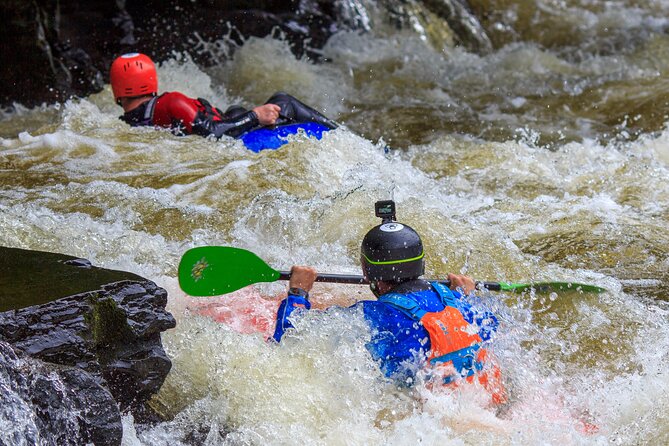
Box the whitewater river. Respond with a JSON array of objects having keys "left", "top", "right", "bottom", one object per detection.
[{"left": 1, "top": 0, "right": 668, "bottom": 444}]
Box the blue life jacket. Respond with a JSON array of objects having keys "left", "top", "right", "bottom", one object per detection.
[
  {"left": 272, "top": 282, "right": 499, "bottom": 386},
  {"left": 379, "top": 282, "right": 485, "bottom": 383}
]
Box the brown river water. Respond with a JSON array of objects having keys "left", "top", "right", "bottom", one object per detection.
[{"left": 1, "top": 0, "right": 668, "bottom": 444}]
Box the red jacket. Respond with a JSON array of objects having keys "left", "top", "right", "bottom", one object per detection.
[{"left": 120, "top": 92, "right": 259, "bottom": 138}]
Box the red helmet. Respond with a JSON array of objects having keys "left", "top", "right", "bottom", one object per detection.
[{"left": 110, "top": 53, "right": 158, "bottom": 102}]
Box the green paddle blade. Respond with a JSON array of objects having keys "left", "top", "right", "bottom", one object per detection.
[
  {"left": 178, "top": 246, "right": 280, "bottom": 296},
  {"left": 498, "top": 281, "right": 606, "bottom": 293}
]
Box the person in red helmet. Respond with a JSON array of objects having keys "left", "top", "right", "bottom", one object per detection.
[{"left": 109, "top": 53, "right": 337, "bottom": 138}]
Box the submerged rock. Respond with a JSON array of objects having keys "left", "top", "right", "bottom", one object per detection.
[{"left": 0, "top": 246, "right": 176, "bottom": 443}]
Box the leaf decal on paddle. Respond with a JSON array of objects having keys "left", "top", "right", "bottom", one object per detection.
[{"left": 191, "top": 257, "right": 209, "bottom": 282}]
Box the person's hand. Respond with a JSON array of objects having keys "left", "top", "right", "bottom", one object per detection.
[
  {"left": 252, "top": 104, "right": 281, "bottom": 126},
  {"left": 448, "top": 273, "right": 476, "bottom": 294},
  {"left": 289, "top": 266, "right": 317, "bottom": 292}
]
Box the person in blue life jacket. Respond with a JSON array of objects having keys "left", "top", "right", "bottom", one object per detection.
[{"left": 273, "top": 200, "right": 507, "bottom": 406}]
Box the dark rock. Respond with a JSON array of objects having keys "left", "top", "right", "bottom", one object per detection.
[
  {"left": 0, "top": 246, "right": 143, "bottom": 312},
  {"left": 0, "top": 341, "right": 123, "bottom": 446},
  {"left": 0, "top": 0, "right": 491, "bottom": 109},
  {"left": 0, "top": 0, "right": 341, "bottom": 108},
  {"left": 0, "top": 0, "right": 115, "bottom": 107},
  {"left": 421, "top": 0, "right": 493, "bottom": 54},
  {"left": 0, "top": 246, "right": 176, "bottom": 420}
]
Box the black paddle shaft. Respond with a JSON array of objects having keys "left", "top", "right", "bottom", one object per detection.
[
  {"left": 278, "top": 271, "right": 368, "bottom": 284},
  {"left": 277, "top": 271, "right": 503, "bottom": 291}
]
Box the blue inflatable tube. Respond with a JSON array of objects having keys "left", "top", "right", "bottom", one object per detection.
[{"left": 240, "top": 122, "right": 331, "bottom": 153}]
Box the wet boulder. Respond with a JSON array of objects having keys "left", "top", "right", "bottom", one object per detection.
[
  {"left": 0, "top": 0, "right": 493, "bottom": 108},
  {"left": 0, "top": 0, "right": 342, "bottom": 107},
  {"left": 421, "top": 0, "right": 493, "bottom": 53},
  {"left": 0, "top": 246, "right": 176, "bottom": 424},
  {"left": 0, "top": 341, "right": 122, "bottom": 446}
]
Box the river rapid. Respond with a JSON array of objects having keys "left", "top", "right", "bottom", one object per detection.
[{"left": 1, "top": 0, "right": 669, "bottom": 445}]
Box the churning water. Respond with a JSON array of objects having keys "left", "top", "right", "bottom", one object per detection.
[{"left": 1, "top": 0, "right": 668, "bottom": 444}]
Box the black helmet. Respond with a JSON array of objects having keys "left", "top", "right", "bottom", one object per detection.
[{"left": 361, "top": 201, "right": 424, "bottom": 283}]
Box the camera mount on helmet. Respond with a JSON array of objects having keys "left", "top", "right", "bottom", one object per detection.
[{"left": 375, "top": 200, "right": 396, "bottom": 224}]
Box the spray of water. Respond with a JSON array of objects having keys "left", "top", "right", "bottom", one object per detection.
[{"left": 1, "top": 3, "right": 668, "bottom": 443}]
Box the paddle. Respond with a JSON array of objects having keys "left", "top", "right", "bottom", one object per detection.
[{"left": 178, "top": 246, "right": 606, "bottom": 297}]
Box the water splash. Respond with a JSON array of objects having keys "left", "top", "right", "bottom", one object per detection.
[{"left": 0, "top": 7, "right": 667, "bottom": 443}]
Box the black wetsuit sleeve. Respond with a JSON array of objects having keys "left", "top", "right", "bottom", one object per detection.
[
  {"left": 265, "top": 92, "right": 338, "bottom": 129},
  {"left": 191, "top": 111, "right": 260, "bottom": 139}
]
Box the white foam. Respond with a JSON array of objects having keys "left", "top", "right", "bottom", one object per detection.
[{"left": 1, "top": 14, "right": 669, "bottom": 444}]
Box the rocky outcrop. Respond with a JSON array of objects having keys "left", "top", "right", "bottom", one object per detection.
[
  {"left": 0, "top": 341, "right": 122, "bottom": 446},
  {"left": 0, "top": 279, "right": 176, "bottom": 411},
  {"left": 421, "top": 0, "right": 492, "bottom": 53},
  {"left": 0, "top": 0, "right": 347, "bottom": 108},
  {"left": 0, "top": 0, "right": 112, "bottom": 108},
  {"left": 0, "top": 0, "right": 492, "bottom": 109},
  {"left": 0, "top": 246, "right": 177, "bottom": 445}
]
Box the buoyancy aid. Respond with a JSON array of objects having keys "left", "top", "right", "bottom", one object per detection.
[
  {"left": 190, "top": 97, "right": 259, "bottom": 138},
  {"left": 121, "top": 92, "right": 259, "bottom": 138},
  {"left": 119, "top": 96, "right": 158, "bottom": 127},
  {"left": 194, "top": 97, "right": 225, "bottom": 122},
  {"left": 378, "top": 282, "right": 507, "bottom": 405}
]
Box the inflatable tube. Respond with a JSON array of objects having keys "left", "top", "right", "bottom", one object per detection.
[{"left": 240, "top": 122, "right": 331, "bottom": 153}]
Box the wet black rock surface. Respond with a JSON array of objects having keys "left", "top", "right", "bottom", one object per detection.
[
  {"left": 0, "top": 0, "right": 490, "bottom": 108},
  {"left": 0, "top": 341, "right": 123, "bottom": 446},
  {"left": 0, "top": 246, "right": 177, "bottom": 445}
]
